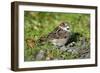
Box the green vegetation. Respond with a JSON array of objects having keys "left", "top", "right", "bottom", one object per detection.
[{"left": 24, "top": 11, "right": 90, "bottom": 61}]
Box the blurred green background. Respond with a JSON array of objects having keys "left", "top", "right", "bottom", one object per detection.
[{"left": 24, "top": 11, "right": 90, "bottom": 61}]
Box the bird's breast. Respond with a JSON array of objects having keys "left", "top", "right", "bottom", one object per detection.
[{"left": 50, "top": 38, "right": 68, "bottom": 46}]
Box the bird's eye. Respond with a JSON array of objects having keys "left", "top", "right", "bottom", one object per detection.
[{"left": 67, "top": 28, "right": 69, "bottom": 30}]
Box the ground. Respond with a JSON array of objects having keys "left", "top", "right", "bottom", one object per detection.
[{"left": 24, "top": 11, "right": 90, "bottom": 61}]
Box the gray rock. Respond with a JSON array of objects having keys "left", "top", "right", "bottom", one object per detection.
[
  {"left": 79, "top": 53, "right": 90, "bottom": 59},
  {"left": 60, "top": 46, "right": 69, "bottom": 51},
  {"left": 67, "top": 42, "right": 76, "bottom": 47},
  {"left": 67, "top": 47, "right": 79, "bottom": 54},
  {"left": 85, "top": 53, "right": 90, "bottom": 58},
  {"left": 36, "top": 50, "right": 45, "bottom": 60},
  {"left": 79, "top": 48, "right": 90, "bottom": 59}
]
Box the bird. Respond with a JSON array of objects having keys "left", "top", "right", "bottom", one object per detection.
[{"left": 47, "top": 22, "right": 71, "bottom": 47}]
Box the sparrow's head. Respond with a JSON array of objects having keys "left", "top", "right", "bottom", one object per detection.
[{"left": 59, "top": 22, "right": 70, "bottom": 32}]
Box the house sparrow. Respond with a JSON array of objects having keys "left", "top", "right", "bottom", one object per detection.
[{"left": 47, "top": 22, "right": 71, "bottom": 47}]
